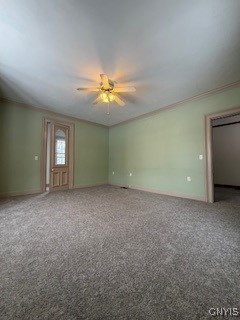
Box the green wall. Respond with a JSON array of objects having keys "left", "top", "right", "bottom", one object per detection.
[
  {"left": 1, "top": 87, "right": 240, "bottom": 199},
  {"left": 0, "top": 101, "right": 109, "bottom": 194},
  {"left": 109, "top": 87, "right": 240, "bottom": 200}
]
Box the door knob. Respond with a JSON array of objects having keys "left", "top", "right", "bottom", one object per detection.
[{"left": 51, "top": 169, "right": 54, "bottom": 172}]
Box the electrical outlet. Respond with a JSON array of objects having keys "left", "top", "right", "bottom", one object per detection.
[
  {"left": 187, "top": 176, "right": 191, "bottom": 182},
  {"left": 112, "top": 171, "right": 114, "bottom": 175},
  {"left": 34, "top": 155, "right": 38, "bottom": 161},
  {"left": 129, "top": 173, "right": 132, "bottom": 177},
  {"left": 199, "top": 155, "right": 203, "bottom": 160}
]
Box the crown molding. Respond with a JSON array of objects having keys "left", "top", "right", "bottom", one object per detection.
[
  {"left": 1, "top": 80, "right": 240, "bottom": 128},
  {"left": 0, "top": 97, "right": 108, "bottom": 128},
  {"left": 110, "top": 80, "right": 240, "bottom": 128}
]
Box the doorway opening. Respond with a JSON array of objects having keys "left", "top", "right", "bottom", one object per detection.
[
  {"left": 205, "top": 107, "right": 240, "bottom": 202},
  {"left": 41, "top": 118, "right": 74, "bottom": 193}
]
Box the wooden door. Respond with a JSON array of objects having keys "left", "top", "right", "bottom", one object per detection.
[{"left": 50, "top": 122, "right": 70, "bottom": 191}]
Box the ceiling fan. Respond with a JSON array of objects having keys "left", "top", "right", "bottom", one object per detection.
[{"left": 77, "top": 74, "right": 136, "bottom": 108}]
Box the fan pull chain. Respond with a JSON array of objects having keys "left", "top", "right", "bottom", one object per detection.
[{"left": 106, "top": 102, "right": 110, "bottom": 115}]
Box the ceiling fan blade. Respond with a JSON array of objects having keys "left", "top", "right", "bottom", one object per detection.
[
  {"left": 77, "top": 87, "right": 100, "bottom": 92},
  {"left": 114, "top": 87, "right": 136, "bottom": 93},
  {"left": 100, "top": 74, "right": 110, "bottom": 89},
  {"left": 114, "top": 94, "right": 125, "bottom": 106},
  {"left": 92, "top": 95, "right": 102, "bottom": 105}
]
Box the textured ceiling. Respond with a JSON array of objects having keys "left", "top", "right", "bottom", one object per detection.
[{"left": 1, "top": 0, "right": 240, "bottom": 126}]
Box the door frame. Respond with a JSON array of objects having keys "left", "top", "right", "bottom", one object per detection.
[
  {"left": 41, "top": 117, "right": 74, "bottom": 193},
  {"left": 205, "top": 106, "right": 240, "bottom": 203}
]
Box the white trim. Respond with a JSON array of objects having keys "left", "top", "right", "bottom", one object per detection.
[
  {"left": 0, "top": 183, "right": 205, "bottom": 201},
  {"left": 0, "top": 97, "right": 107, "bottom": 128},
  {"left": 110, "top": 80, "right": 240, "bottom": 127},
  {"left": 1, "top": 80, "right": 240, "bottom": 128},
  {"left": 73, "top": 182, "right": 108, "bottom": 189},
  {"left": 0, "top": 189, "right": 42, "bottom": 198},
  {"left": 204, "top": 106, "right": 240, "bottom": 203},
  {"left": 0, "top": 183, "right": 108, "bottom": 198},
  {"left": 109, "top": 183, "right": 206, "bottom": 202},
  {"left": 108, "top": 182, "right": 127, "bottom": 188}
]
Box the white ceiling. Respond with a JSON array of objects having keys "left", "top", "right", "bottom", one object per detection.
[{"left": 1, "top": 0, "right": 240, "bottom": 126}]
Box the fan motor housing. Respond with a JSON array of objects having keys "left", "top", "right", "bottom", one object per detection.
[{"left": 100, "top": 79, "right": 114, "bottom": 91}]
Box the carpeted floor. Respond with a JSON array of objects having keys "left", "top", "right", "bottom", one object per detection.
[{"left": 0, "top": 186, "right": 240, "bottom": 320}]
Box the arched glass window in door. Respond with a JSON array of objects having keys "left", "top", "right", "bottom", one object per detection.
[{"left": 55, "top": 129, "right": 66, "bottom": 165}]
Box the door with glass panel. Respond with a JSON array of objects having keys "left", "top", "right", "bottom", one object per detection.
[{"left": 50, "top": 123, "right": 70, "bottom": 191}]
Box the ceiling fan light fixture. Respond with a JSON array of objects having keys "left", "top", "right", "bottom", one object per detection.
[
  {"left": 77, "top": 74, "right": 135, "bottom": 109},
  {"left": 108, "top": 93, "right": 114, "bottom": 101},
  {"left": 101, "top": 92, "right": 108, "bottom": 100},
  {"left": 101, "top": 92, "right": 109, "bottom": 103},
  {"left": 101, "top": 91, "right": 115, "bottom": 103}
]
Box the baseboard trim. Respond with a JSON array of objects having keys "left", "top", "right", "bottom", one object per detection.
[
  {"left": 0, "top": 183, "right": 206, "bottom": 201},
  {"left": 109, "top": 183, "right": 206, "bottom": 202},
  {"left": 0, "top": 189, "right": 42, "bottom": 198},
  {"left": 73, "top": 182, "right": 108, "bottom": 189},
  {"left": 0, "top": 184, "right": 108, "bottom": 198},
  {"left": 108, "top": 182, "right": 127, "bottom": 188}
]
